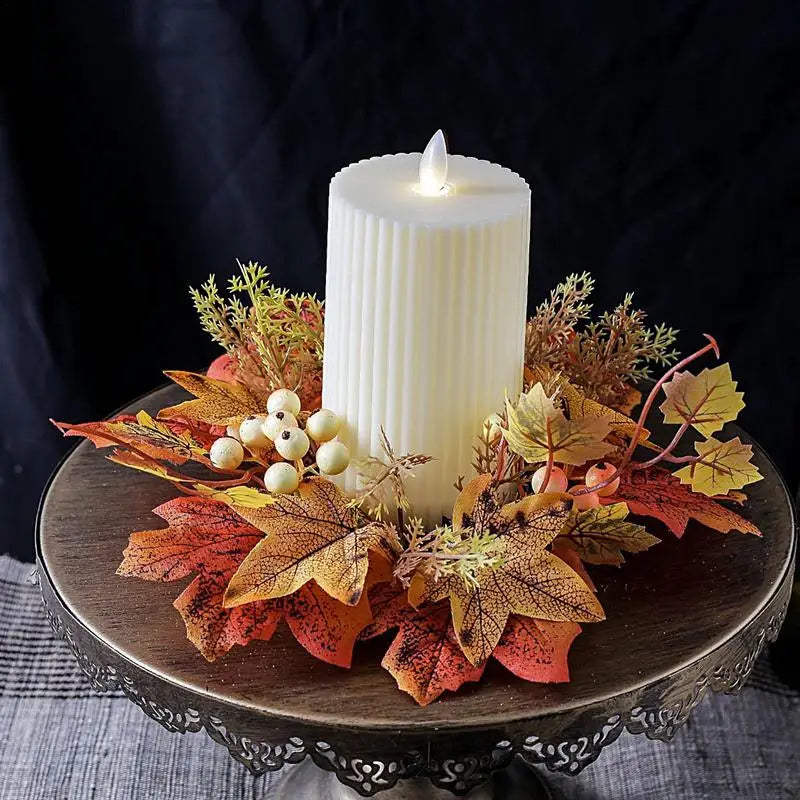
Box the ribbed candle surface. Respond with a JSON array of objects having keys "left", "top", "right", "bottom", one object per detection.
[{"left": 322, "top": 152, "right": 530, "bottom": 525}]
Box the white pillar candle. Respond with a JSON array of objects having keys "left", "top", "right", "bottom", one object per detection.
[{"left": 322, "top": 132, "right": 531, "bottom": 526}]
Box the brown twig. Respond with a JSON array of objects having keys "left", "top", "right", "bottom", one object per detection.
[{"left": 493, "top": 439, "right": 507, "bottom": 483}]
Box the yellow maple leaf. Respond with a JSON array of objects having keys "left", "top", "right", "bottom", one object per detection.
[
  {"left": 674, "top": 436, "right": 763, "bottom": 496},
  {"left": 559, "top": 502, "right": 660, "bottom": 566},
  {"left": 223, "top": 478, "right": 392, "bottom": 607},
  {"left": 528, "top": 364, "right": 650, "bottom": 445},
  {"left": 408, "top": 476, "right": 605, "bottom": 667},
  {"left": 503, "top": 382, "right": 614, "bottom": 466},
  {"left": 121, "top": 410, "right": 208, "bottom": 458},
  {"left": 159, "top": 371, "right": 264, "bottom": 426},
  {"left": 659, "top": 363, "right": 745, "bottom": 437},
  {"left": 193, "top": 484, "right": 274, "bottom": 508}
]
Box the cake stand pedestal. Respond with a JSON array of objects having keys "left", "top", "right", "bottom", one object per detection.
[{"left": 36, "top": 386, "right": 796, "bottom": 797}]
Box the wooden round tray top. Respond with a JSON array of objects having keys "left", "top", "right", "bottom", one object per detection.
[{"left": 36, "top": 385, "right": 796, "bottom": 797}]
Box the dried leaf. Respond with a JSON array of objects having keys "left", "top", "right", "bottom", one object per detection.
[
  {"left": 674, "top": 436, "right": 763, "bottom": 496},
  {"left": 358, "top": 581, "right": 410, "bottom": 640},
  {"left": 454, "top": 475, "right": 577, "bottom": 547},
  {"left": 452, "top": 473, "right": 496, "bottom": 529},
  {"left": 504, "top": 383, "right": 614, "bottom": 466},
  {"left": 174, "top": 569, "right": 281, "bottom": 661},
  {"left": 492, "top": 616, "right": 581, "bottom": 684},
  {"left": 604, "top": 467, "right": 761, "bottom": 537},
  {"left": 175, "top": 568, "right": 383, "bottom": 666},
  {"left": 380, "top": 602, "right": 485, "bottom": 706},
  {"left": 160, "top": 371, "right": 264, "bottom": 426},
  {"left": 370, "top": 584, "right": 583, "bottom": 703},
  {"left": 53, "top": 411, "right": 210, "bottom": 464},
  {"left": 660, "top": 363, "right": 745, "bottom": 437},
  {"left": 409, "top": 483, "right": 604, "bottom": 667},
  {"left": 119, "top": 496, "right": 278, "bottom": 662},
  {"left": 224, "top": 478, "right": 393, "bottom": 607},
  {"left": 559, "top": 503, "right": 661, "bottom": 566},
  {"left": 616, "top": 385, "right": 643, "bottom": 416}
]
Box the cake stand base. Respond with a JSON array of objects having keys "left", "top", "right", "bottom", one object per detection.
[
  {"left": 278, "top": 757, "right": 558, "bottom": 799},
  {"left": 37, "top": 385, "right": 795, "bottom": 800}
]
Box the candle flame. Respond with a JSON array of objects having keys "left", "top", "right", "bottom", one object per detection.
[{"left": 418, "top": 129, "right": 448, "bottom": 196}]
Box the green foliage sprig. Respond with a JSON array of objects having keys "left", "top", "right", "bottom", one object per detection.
[
  {"left": 191, "top": 260, "right": 324, "bottom": 398},
  {"left": 393, "top": 517, "right": 505, "bottom": 589}
]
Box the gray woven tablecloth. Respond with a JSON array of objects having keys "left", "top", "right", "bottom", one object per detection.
[{"left": 1, "top": 555, "right": 798, "bottom": 800}]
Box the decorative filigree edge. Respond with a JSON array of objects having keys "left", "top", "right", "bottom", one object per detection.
[
  {"left": 517, "top": 593, "right": 790, "bottom": 780},
  {"left": 38, "top": 583, "right": 415, "bottom": 795},
  {"left": 38, "top": 572, "right": 792, "bottom": 797}
]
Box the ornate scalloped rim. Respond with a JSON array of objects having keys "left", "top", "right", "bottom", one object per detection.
[{"left": 37, "top": 569, "right": 790, "bottom": 797}]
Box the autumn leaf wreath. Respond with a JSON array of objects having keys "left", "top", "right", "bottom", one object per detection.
[{"left": 54, "top": 265, "right": 762, "bottom": 706}]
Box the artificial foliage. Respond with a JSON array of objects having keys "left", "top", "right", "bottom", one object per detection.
[
  {"left": 53, "top": 263, "right": 763, "bottom": 706},
  {"left": 525, "top": 272, "right": 679, "bottom": 408}
]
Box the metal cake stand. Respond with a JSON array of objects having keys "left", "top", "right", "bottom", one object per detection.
[{"left": 36, "top": 385, "right": 796, "bottom": 797}]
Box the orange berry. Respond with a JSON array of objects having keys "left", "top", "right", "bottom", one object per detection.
[
  {"left": 585, "top": 462, "right": 620, "bottom": 497},
  {"left": 530, "top": 465, "right": 568, "bottom": 494},
  {"left": 569, "top": 484, "right": 601, "bottom": 511}
]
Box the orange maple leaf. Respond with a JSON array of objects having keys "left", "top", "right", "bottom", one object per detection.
[
  {"left": 363, "top": 581, "right": 583, "bottom": 705},
  {"left": 118, "top": 496, "right": 385, "bottom": 665},
  {"left": 53, "top": 411, "right": 214, "bottom": 465},
  {"left": 603, "top": 467, "right": 761, "bottom": 537},
  {"left": 493, "top": 615, "right": 581, "bottom": 684},
  {"left": 375, "top": 599, "right": 485, "bottom": 706},
  {"left": 174, "top": 569, "right": 282, "bottom": 661},
  {"left": 284, "top": 578, "right": 378, "bottom": 667},
  {"left": 409, "top": 476, "right": 604, "bottom": 668},
  {"left": 117, "top": 496, "right": 263, "bottom": 579},
  {"left": 223, "top": 478, "right": 393, "bottom": 607},
  {"left": 159, "top": 371, "right": 265, "bottom": 426}
]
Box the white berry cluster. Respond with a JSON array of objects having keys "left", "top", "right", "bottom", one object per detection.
[{"left": 208, "top": 388, "right": 350, "bottom": 494}]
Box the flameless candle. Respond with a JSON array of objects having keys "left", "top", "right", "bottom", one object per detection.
[{"left": 322, "top": 132, "right": 531, "bottom": 525}]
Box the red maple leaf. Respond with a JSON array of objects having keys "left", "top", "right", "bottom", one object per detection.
[
  {"left": 604, "top": 467, "right": 761, "bottom": 537},
  {"left": 118, "top": 496, "right": 384, "bottom": 665},
  {"left": 207, "top": 354, "right": 239, "bottom": 383},
  {"left": 174, "top": 569, "right": 281, "bottom": 661},
  {"left": 52, "top": 413, "right": 216, "bottom": 464},
  {"left": 493, "top": 616, "right": 581, "bottom": 683},
  {"left": 365, "top": 582, "right": 584, "bottom": 705},
  {"left": 381, "top": 601, "right": 485, "bottom": 706}
]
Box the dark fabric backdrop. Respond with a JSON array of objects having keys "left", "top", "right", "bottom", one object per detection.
[{"left": 1, "top": 1, "right": 798, "bottom": 560}]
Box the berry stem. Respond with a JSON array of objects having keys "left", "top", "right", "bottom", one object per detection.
[
  {"left": 537, "top": 419, "right": 555, "bottom": 494},
  {"left": 572, "top": 334, "right": 719, "bottom": 496},
  {"left": 633, "top": 421, "right": 691, "bottom": 469}
]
